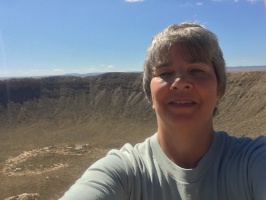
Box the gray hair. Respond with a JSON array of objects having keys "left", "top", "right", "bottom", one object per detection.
[{"left": 143, "top": 22, "right": 226, "bottom": 105}]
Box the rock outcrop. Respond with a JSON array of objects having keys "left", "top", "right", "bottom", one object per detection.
[{"left": 4, "top": 193, "right": 40, "bottom": 200}]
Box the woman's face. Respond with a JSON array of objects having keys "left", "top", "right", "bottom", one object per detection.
[{"left": 150, "top": 44, "right": 219, "bottom": 130}]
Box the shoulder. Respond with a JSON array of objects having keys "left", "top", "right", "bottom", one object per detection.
[
  {"left": 216, "top": 132, "right": 266, "bottom": 199},
  {"left": 215, "top": 132, "right": 266, "bottom": 171},
  {"left": 216, "top": 131, "right": 266, "bottom": 152},
  {"left": 60, "top": 135, "right": 155, "bottom": 199},
  {"left": 107, "top": 134, "right": 155, "bottom": 170},
  {"left": 242, "top": 135, "right": 266, "bottom": 168}
]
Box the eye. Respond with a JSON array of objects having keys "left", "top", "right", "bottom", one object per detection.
[
  {"left": 190, "top": 68, "right": 207, "bottom": 76},
  {"left": 158, "top": 71, "right": 174, "bottom": 78},
  {"left": 191, "top": 68, "right": 205, "bottom": 74},
  {"left": 153, "top": 67, "right": 174, "bottom": 78}
]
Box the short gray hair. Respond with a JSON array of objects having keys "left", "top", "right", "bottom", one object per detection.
[{"left": 143, "top": 22, "right": 226, "bottom": 104}]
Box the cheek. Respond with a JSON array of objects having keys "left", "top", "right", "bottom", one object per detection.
[
  {"left": 194, "top": 77, "right": 219, "bottom": 107},
  {"left": 150, "top": 79, "right": 158, "bottom": 109},
  {"left": 207, "top": 84, "right": 219, "bottom": 106},
  {"left": 212, "top": 81, "right": 219, "bottom": 105},
  {"left": 150, "top": 78, "right": 168, "bottom": 108}
]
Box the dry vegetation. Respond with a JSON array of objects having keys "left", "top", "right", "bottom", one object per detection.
[{"left": 0, "top": 71, "right": 265, "bottom": 199}]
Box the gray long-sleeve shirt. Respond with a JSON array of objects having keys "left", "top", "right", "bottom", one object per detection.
[{"left": 60, "top": 131, "right": 266, "bottom": 200}]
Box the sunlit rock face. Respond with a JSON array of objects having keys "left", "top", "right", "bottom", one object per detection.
[{"left": 4, "top": 193, "right": 40, "bottom": 200}]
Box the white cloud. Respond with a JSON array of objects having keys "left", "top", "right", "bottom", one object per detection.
[
  {"left": 124, "top": 0, "right": 144, "bottom": 2},
  {"left": 210, "top": 0, "right": 263, "bottom": 3},
  {"left": 179, "top": 2, "right": 193, "bottom": 7},
  {"left": 53, "top": 68, "right": 64, "bottom": 72},
  {"left": 180, "top": 2, "right": 203, "bottom": 7},
  {"left": 86, "top": 67, "right": 96, "bottom": 71},
  {"left": 196, "top": 2, "right": 204, "bottom": 5},
  {"left": 92, "top": 64, "right": 116, "bottom": 72},
  {"left": 246, "top": 0, "right": 257, "bottom": 3}
]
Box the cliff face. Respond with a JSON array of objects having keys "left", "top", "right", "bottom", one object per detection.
[
  {"left": 0, "top": 73, "right": 154, "bottom": 129},
  {"left": 214, "top": 71, "right": 266, "bottom": 136},
  {"left": 0, "top": 71, "right": 265, "bottom": 137},
  {"left": 0, "top": 73, "right": 156, "bottom": 153}
]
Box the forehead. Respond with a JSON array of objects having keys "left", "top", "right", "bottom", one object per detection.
[{"left": 154, "top": 43, "right": 211, "bottom": 68}]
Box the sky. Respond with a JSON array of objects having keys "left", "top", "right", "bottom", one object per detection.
[{"left": 0, "top": 0, "right": 266, "bottom": 77}]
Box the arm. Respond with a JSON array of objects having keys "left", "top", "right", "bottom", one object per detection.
[{"left": 60, "top": 153, "right": 132, "bottom": 200}]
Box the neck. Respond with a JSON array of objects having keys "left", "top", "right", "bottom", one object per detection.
[{"left": 157, "top": 123, "right": 214, "bottom": 168}]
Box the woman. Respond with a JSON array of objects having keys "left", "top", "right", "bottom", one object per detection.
[{"left": 60, "top": 22, "right": 266, "bottom": 200}]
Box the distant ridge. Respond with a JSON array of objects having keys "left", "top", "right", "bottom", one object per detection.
[
  {"left": 63, "top": 72, "right": 103, "bottom": 77},
  {"left": 63, "top": 71, "right": 141, "bottom": 77},
  {"left": 0, "top": 72, "right": 104, "bottom": 80},
  {"left": 227, "top": 65, "right": 266, "bottom": 71},
  {"left": 0, "top": 71, "right": 142, "bottom": 80},
  {"left": 1, "top": 67, "right": 265, "bottom": 80}
]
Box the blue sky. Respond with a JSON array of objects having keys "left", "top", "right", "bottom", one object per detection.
[{"left": 0, "top": 0, "right": 266, "bottom": 77}]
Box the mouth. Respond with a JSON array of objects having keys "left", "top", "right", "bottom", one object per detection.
[
  {"left": 171, "top": 101, "right": 195, "bottom": 105},
  {"left": 168, "top": 100, "right": 198, "bottom": 107}
]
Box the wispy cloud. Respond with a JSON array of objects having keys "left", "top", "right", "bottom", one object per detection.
[
  {"left": 98, "top": 64, "right": 116, "bottom": 72},
  {"left": 124, "top": 0, "right": 144, "bottom": 3},
  {"left": 105, "top": 65, "right": 115, "bottom": 72},
  {"left": 179, "top": 2, "right": 193, "bottom": 7},
  {"left": 211, "top": 0, "right": 263, "bottom": 2},
  {"left": 246, "top": 0, "right": 266, "bottom": 3},
  {"left": 179, "top": 2, "right": 203, "bottom": 7},
  {"left": 246, "top": 0, "right": 257, "bottom": 3},
  {"left": 53, "top": 68, "right": 64, "bottom": 72}
]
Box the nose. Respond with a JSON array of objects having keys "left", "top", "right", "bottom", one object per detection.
[{"left": 170, "top": 75, "right": 193, "bottom": 90}]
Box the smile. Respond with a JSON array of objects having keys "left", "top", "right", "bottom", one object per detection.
[{"left": 171, "top": 101, "right": 194, "bottom": 104}]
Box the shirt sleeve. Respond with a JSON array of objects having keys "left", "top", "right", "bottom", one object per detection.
[
  {"left": 249, "top": 136, "right": 266, "bottom": 200},
  {"left": 59, "top": 151, "right": 132, "bottom": 200}
]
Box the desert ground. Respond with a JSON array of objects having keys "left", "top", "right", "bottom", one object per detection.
[{"left": 0, "top": 70, "right": 265, "bottom": 199}]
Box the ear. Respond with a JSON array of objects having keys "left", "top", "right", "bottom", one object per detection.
[
  {"left": 215, "top": 96, "right": 220, "bottom": 108},
  {"left": 152, "top": 102, "right": 155, "bottom": 109},
  {"left": 151, "top": 95, "right": 156, "bottom": 109},
  {"left": 215, "top": 97, "right": 220, "bottom": 107},
  {"left": 216, "top": 91, "right": 223, "bottom": 107}
]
